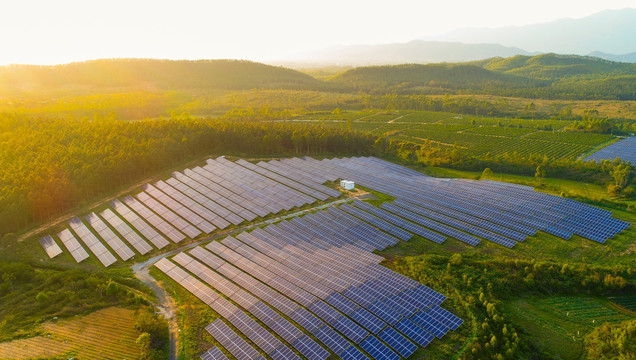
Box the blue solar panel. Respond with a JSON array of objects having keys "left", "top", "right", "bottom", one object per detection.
[
  {"left": 359, "top": 336, "right": 400, "bottom": 360},
  {"left": 410, "top": 310, "right": 449, "bottom": 338},
  {"left": 394, "top": 318, "right": 434, "bottom": 347},
  {"left": 333, "top": 315, "right": 369, "bottom": 344},
  {"left": 383, "top": 294, "right": 417, "bottom": 318},
  {"left": 325, "top": 291, "right": 360, "bottom": 315},
  {"left": 308, "top": 300, "right": 341, "bottom": 325},
  {"left": 367, "top": 300, "right": 403, "bottom": 325},
  {"left": 427, "top": 305, "right": 464, "bottom": 330},
  {"left": 270, "top": 344, "right": 301, "bottom": 360},
  {"left": 350, "top": 307, "right": 386, "bottom": 334},
  {"left": 292, "top": 335, "right": 330, "bottom": 360},
  {"left": 270, "top": 316, "right": 303, "bottom": 343},
  {"left": 378, "top": 327, "right": 417, "bottom": 358},
  {"left": 290, "top": 307, "right": 323, "bottom": 333},
  {"left": 340, "top": 345, "right": 371, "bottom": 360},
  {"left": 313, "top": 324, "right": 351, "bottom": 355}
]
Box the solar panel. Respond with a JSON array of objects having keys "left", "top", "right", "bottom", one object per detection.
[
  {"left": 200, "top": 346, "right": 228, "bottom": 360},
  {"left": 394, "top": 318, "right": 434, "bottom": 347},
  {"left": 68, "top": 217, "right": 117, "bottom": 267},
  {"left": 205, "top": 320, "right": 262, "bottom": 360},
  {"left": 359, "top": 336, "right": 400, "bottom": 360},
  {"left": 39, "top": 235, "right": 63, "bottom": 258},
  {"left": 111, "top": 198, "right": 170, "bottom": 248},
  {"left": 57, "top": 228, "right": 90, "bottom": 263},
  {"left": 291, "top": 335, "right": 330, "bottom": 360},
  {"left": 377, "top": 326, "right": 417, "bottom": 358},
  {"left": 144, "top": 183, "right": 216, "bottom": 233},
  {"left": 313, "top": 324, "right": 351, "bottom": 355},
  {"left": 269, "top": 344, "right": 302, "bottom": 360},
  {"left": 136, "top": 191, "right": 201, "bottom": 239},
  {"left": 100, "top": 208, "right": 153, "bottom": 254},
  {"left": 84, "top": 212, "right": 135, "bottom": 260},
  {"left": 340, "top": 345, "right": 371, "bottom": 360},
  {"left": 350, "top": 307, "right": 386, "bottom": 335},
  {"left": 410, "top": 310, "right": 449, "bottom": 338}
]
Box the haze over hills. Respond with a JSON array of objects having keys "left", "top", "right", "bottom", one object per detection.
[
  {"left": 273, "top": 8, "right": 636, "bottom": 67},
  {"left": 0, "top": 59, "right": 325, "bottom": 96},
  {"left": 279, "top": 40, "right": 535, "bottom": 67},
  {"left": 433, "top": 8, "right": 636, "bottom": 57}
]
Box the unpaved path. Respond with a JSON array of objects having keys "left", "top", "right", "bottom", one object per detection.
[{"left": 134, "top": 267, "right": 179, "bottom": 360}]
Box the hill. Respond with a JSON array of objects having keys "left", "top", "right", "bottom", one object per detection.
[
  {"left": 474, "top": 53, "right": 636, "bottom": 80},
  {"left": 329, "top": 55, "right": 636, "bottom": 100},
  {"left": 280, "top": 40, "right": 533, "bottom": 66},
  {"left": 434, "top": 8, "right": 636, "bottom": 55},
  {"left": 0, "top": 59, "right": 327, "bottom": 97},
  {"left": 329, "top": 63, "right": 547, "bottom": 93}
]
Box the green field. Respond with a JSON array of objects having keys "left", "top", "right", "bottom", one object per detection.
[
  {"left": 299, "top": 110, "right": 616, "bottom": 160},
  {"left": 503, "top": 296, "right": 633, "bottom": 360}
]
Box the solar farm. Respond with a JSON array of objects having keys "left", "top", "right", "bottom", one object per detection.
[
  {"left": 33, "top": 155, "right": 630, "bottom": 359},
  {"left": 39, "top": 156, "right": 629, "bottom": 269},
  {"left": 585, "top": 136, "right": 636, "bottom": 164}
]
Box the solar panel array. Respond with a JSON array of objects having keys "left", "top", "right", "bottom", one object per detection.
[
  {"left": 156, "top": 207, "right": 464, "bottom": 360},
  {"left": 585, "top": 136, "right": 636, "bottom": 165},
  {"left": 39, "top": 156, "right": 342, "bottom": 266},
  {"left": 281, "top": 156, "right": 629, "bottom": 245},
  {"left": 40, "top": 155, "right": 627, "bottom": 268}
]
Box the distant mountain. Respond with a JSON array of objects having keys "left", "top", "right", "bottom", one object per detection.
[
  {"left": 0, "top": 59, "right": 326, "bottom": 96},
  {"left": 588, "top": 51, "right": 636, "bottom": 63},
  {"left": 279, "top": 40, "right": 533, "bottom": 67},
  {"left": 433, "top": 8, "right": 636, "bottom": 56}
]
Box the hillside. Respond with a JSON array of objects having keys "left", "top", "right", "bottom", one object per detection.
[
  {"left": 329, "top": 55, "right": 636, "bottom": 100},
  {"left": 0, "top": 59, "right": 327, "bottom": 97},
  {"left": 475, "top": 53, "right": 636, "bottom": 80},
  {"left": 329, "top": 63, "right": 547, "bottom": 93}
]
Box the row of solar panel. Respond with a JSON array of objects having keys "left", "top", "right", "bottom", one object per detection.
[
  {"left": 39, "top": 156, "right": 348, "bottom": 265},
  {"left": 287, "top": 156, "right": 628, "bottom": 244},
  {"left": 585, "top": 137, "right": 636, "bottom": 165},
  {"left": 155, "top": 225, "right": 462, "bottom": 360}
]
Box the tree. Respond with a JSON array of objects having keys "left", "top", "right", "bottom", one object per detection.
[
  {"left": 535, "top": 165, "right": 546, "bottom": 184},
  {"left": 136, "top": 332, "right": 152, "bottom": 359},
  {"left": 482, "top": 168, "right": 494, "bottom": 179}
]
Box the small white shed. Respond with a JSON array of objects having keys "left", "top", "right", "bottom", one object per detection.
[{"left": 340, "top": 180, "right": 355, "bottom": 190}]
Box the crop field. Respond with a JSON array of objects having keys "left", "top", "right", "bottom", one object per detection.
[
  {"left": 0, "top": 307, "right": 140, "bottom": 360},
  {"left": 503, "top": 296, "right": 634, "bottom": 360},
  {"left": 300, "top": 110, "right": 615, "bottom": 159},
  {"left": 610, "top": 295, "right": 636, "bottom": 312},
  {"left": 536, "top": 297, "right": 632, "bottom": 325}
]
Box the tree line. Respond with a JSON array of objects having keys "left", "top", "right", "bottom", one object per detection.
[{"left": 0, "top": 113, "right": 373, "bottom": 236}]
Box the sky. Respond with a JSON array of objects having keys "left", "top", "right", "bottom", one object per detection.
[{"left": 0, "top": 0, "right": 634, "bottom": 65}]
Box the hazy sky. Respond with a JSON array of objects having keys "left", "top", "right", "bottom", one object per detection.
[{"left": 1, "top": 0, "right": 634, "bottom": 65}]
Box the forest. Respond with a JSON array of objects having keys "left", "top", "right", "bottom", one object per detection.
[{"left": 0, "top": 114, "right": 373, "bottom": 235}]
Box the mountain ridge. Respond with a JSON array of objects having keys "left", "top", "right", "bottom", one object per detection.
[{"left": 433, "top": 8, "right": 636, "bottom": 55}]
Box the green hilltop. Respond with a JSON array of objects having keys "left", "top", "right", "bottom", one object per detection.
[{"left": 0, "top": 59, "right": 327, "bottom": 96}]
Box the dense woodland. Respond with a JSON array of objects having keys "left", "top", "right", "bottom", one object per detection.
[{"left": 0, "top": 114, "right": 373, "bottom": 235}]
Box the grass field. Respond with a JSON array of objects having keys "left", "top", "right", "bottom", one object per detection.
[
  {"left": 502, "top": 296, "right": 634, "bottom": 360},
  {"left": 298, "top": 110, "right": 617, "bottom": 160},
  {"left": 0, "top": 307, "right": 140, "bottom": 360}
]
